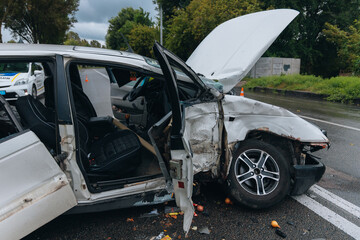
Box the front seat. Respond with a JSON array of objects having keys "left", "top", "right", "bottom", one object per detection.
[
  {"left": 16, "top": 95, "right": 59, "bottom": 152},
  {"left": 16, "top": 95, "right": 142, "bottom": 178}
]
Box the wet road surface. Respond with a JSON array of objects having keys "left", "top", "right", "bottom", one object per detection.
[{"left": 24, "top": 184, "right": 352, "bottom": 240}]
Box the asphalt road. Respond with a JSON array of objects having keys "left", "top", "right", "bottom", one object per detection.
[
  {"left": 23, "top": 71, "right": 360, "bottom": 240},
  {"left": 24, "top": 184, "right": 352, "bottom": 240}
]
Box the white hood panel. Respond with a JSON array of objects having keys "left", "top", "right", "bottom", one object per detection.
[{"left": 186, "top": 9, "right": 299, "bottom": 93}]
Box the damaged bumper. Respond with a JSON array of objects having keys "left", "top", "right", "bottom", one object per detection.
[{"left": 290, "top": 154, "right": 325, "bottom": 195}]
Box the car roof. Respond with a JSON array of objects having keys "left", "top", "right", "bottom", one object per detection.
[
  {"left": 0, "top": 43, "right": 146, "bottom": 60},
  {"left": 0, "top": 43, "right": 156, "bottom": 71}
]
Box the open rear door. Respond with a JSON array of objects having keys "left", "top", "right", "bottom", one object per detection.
[
  {"left": 0, "top": 96, "right": 77, "bottom": 239},
  {"left": 153, "top": 43, "right": 195, "bottom": 233}
]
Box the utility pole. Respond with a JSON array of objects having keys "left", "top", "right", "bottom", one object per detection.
[{"left": 159, "top": 3, "right": 163, "bottom": 45}]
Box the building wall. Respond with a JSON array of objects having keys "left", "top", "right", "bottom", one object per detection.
[{"left": 249, "top": 57, "right": 300, "bottom": 78}]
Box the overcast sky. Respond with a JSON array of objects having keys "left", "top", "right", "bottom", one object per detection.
[{"left": 2, "top": 0, "right": 158, "bottom": 45}]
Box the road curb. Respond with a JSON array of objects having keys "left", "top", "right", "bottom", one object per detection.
[{"left": 235, "top": 86, "right": 360, "bottom": 105}]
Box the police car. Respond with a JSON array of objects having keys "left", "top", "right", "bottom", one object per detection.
[{"left": 0, "top": 62, "right": 45, "bottom": 100}]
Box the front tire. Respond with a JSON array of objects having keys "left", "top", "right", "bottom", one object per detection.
[
  {"left": 31, "top": 85, "right": 37, "bottom": 99},
  {"left": 227, "top": 139, "right": 291, "bottom": 209}
]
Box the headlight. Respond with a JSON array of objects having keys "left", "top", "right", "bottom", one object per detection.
[{"left": 14, "top": 78, "right": 28, "bottom": 86}]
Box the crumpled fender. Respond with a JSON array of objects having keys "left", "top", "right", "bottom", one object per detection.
[{"left": 222, "top": 95, "right": 329, "bottom": 144}]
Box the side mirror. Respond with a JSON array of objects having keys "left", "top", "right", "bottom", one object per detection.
[{"left": 34, "top": 70, "right": 42, "bottom": 75}]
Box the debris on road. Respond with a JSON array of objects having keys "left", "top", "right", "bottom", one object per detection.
[
  {"left": 198, "top": 226, "right": 210, "bottom": 235},
  {"left": 164, "top": 206, "right": 183, "bottom": 219},
  {"left": 153, "top": 231, "right": 172, "bottom": 240},
  {"left": 168, "top": 212, "right": 182, "bottom": 216},
  {"left": 302, "top": 229, "right": 310, "bottom": 236},
  {"left": 140, "top": 209, "right": 159, "bottom": 218},
  {"left": 275, "top": 229, "right": 287, "bottom": 238},
  {"left": 286, "top": 221, "right": 294, "bottom": 226},
  {"left": 191, "top": 226, "right": 198, "bottom": 231},
  {"left": 164, "top": 206, "right": 181, "bottom": 214},
  {"left": 271, "top": 220, "right": 280, "bottom": 228},
  {"left": 196, "top": 205, "right": 204, "bottom": 212},
  {"left": 161, "top": 235, "right": 172, "bottom": 240},
  {"left": 225, "top": 198, "right": 231, "bottom": 204},
  {"left": 126, "top": 218, "right": 134, "bottom": 222}
]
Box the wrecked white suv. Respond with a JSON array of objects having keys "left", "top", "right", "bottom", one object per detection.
[{"left": 0, "top": 9, "right": 328, "bottom": 239}]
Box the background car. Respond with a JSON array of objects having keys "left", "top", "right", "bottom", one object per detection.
[{"left": 0, "top": 62, "right": 45, "bottom": 100}]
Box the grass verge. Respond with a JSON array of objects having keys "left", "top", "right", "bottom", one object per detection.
[{"left": 244, "top": 74, "right": 360, "bottom": 103}]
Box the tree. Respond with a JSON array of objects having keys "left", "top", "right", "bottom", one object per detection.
[
  {"left": 4, "top": 0, "right": 79, "bottom": 44},
  {"left": 0, "top": 0, "right": 18, "bottom": 43},
  {"left": 153, "top": 0, "right": 191, "bottom": 23},
  {"left": 165, "top": 0, "right": 263, "bottom": 60},
  {"left": 63, "top": 31, "right": 104, "bottom": 48},
  {"left": 64, "top": 31, "right": 84, "bottom": 46},
  {"left": 63, "top": 31, "right": 103, "bottom": 48},
  {"left": 128, "top": 24, "right": 159, "bottom": 57},
  {"left": 323, "top": 21, "right": 360, "bottom": 74},
  {"left": 261, "top": 0, "right": 360, "bottom": 77},
  {"left": 90, "top": 40, "right": 101, "bottom": 48},
  {"left": 106, "top": 7, "right": 153, "bottom": 50}
]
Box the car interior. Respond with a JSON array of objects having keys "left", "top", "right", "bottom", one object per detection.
[{"left": 0, "top": 58, "right": 203, "bottom": 193}]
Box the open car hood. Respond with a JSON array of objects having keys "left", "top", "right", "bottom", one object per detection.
[{"left": 186, "top": 9, "right": 299, "bottom": 93}]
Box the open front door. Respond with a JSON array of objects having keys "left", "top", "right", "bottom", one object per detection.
[
  {"left": 0, "top": 96, "right": 77, "bottom": 239},
  {"left": 153, "top": 43, "right": 195, "bottom": 233}
]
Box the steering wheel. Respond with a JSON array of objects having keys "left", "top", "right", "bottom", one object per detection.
[{"left": 123, "top": 76, "right": 151, "bottom": 102}]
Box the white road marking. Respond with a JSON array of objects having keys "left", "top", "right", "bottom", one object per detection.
[
  {"left": 293, "top": 194, "right": 360, "bottom": 240},
  {"left": 93, "top": 69, "right": 108, "bottom": 79},
  {"left": 299, "top": 115, "right": 360, "bottom": 132},
  {"left": 309, "top": 185, "right": 360, "bottom": 219}
]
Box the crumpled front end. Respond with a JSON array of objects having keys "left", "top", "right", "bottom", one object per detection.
[
  {"left": 184, "top": 94, "right": 329, "bottom": 184},
  {"left": 222, "top": 95, "right": 329, "bottom": 144},
  {"left": 221, "top": 94, "right": 328, "bottom": 191}
]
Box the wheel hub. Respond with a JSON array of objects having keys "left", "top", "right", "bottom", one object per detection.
[{"left": 234, "top": 149, "right": 280, "bottom": 196}]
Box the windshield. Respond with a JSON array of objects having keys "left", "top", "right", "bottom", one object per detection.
[
  {"left": 199, "top": 76, "right": 223, "bottom": 93},
  {"left": 145, "top": 56, "right": 223, "bottom": 91},
  {"left": 0, "top": 63, "right": 29, "bottom": 73}
]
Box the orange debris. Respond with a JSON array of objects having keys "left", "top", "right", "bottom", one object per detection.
[{"left": 271, "top": 220, "right": 280, "bottom": 228}]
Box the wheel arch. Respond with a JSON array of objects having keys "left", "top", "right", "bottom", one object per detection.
[
  {"left": 222, "top": 130, "right": 299, "bottom": 180},
  {"left": 225, "top": 136, "right": 293, "bottom": 208}
]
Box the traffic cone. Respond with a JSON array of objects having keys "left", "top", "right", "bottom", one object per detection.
[
  {"left": 85, "top": 75, "right": 89, "bottom": 82},
  {"left": 240, "top": 87, "right": 244, "bottom": 97}
]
